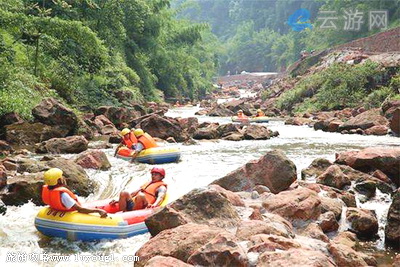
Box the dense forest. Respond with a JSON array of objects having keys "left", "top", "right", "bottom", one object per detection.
[{"left": 1, "top": 0, "right": 399, "bottom": 119}]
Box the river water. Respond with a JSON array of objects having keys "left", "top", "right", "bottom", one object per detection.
[{"left": 0, "top": 104, "right": 399, "bottom": 266}]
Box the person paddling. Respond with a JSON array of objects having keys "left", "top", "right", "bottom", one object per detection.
[
  {"left": 254, "top": 109, "right": 265, "bottom": 117},
  {"left": 110, "top": 167, "right": 167, "bottom": 211},
  {"left": 237, "top": 109, "right": 248, "bottom": 119},
  {"left": 42, "top": 168, "right": 107, "bottom": 217},
  {"left": 114, "top": 128, "right": 138, "bottom": 157},
  {"left": 129, "top": 129, "right": 158, "bottom": 163}
]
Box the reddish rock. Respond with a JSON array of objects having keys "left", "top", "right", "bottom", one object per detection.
[
  {"left": 178, "top": 117, "right": 199, "bottom": 135},
  {"left": 36, "top": 136, "right": 88, "bottom": 154},
  {"left": 217, "top": 123, "right": 243, "bottom": 138},
  {"left": 316, "top": 165, "right": 351, "bottom": 189},
  {"left": 236, "top": 219, "right": 294, "bottom": 240},
  {"left": 301, "top": 158, "right": 333, "bottom": 180},
  {"left": 0, "top": 112, "right": 23, "bottom": 129},
  {"left": 193, "top": 124, "right": 219, "bottom": 140},
  {"left": 371, "top": 169, "right": 392, "bottom": 184},
  {"left": 390, "top": 108, "right": 400, "bottom": 135},
  {"left": 74, "top": 150, "right": 111, "bottom": 170},
  {"left": 335, "top": 147, "right": 400, "bottom": 186},
  {"left": 187, "top": 233, "right": 248, "bottom": 267},
  {"left": 320, "top": 197, "right": 343, "bottom": 220},
  {"left": 207, "top": 104, "right": 235, "bottom": 117},
  {"left": 332, "top": 231, "right": 358, "bottom": 249},
  {"left": 249, "top": 208, "right": 264, "bottom": 220},
  {"left": 0, "top": 164, "right": 7, "bottom": 189},
  {"left": 262, "top": 187, "right": 322, "bottom": 221},
  {"left": 364, "top": 125, "right": 388, "bottom": 135},
  {"left": 248, "top": 234, "right": 301, "bottom": 253},
  {"left": 95, "top": 106, "right": 140, "bottom": 127},
  {"left": 0, "top": 140, "right": 13, "bottom": 156},
  {"left": 394, "top": 254, "right": 400, "bottom": 266},
  {"left": 257, "top": 248, "right": 336, "bottom": 267},
  {"left": 385, "top": 189, "right": 400, "bottom": 247},
  {"left": 300, "top": 223, "right": 329, "bottom": 242},
  {"left": 213, "top": 150, "right": 296, "bottom": 193},
  {"left": 144, "top": 256, "right": 192, "bottom": 267},
  {"left": 0, "top": 173, "right": 44, "bottom": 205},
  {"left": 145, "top": 187, "right": 240, "bottom": 236},
  {"left": 339, "top": 108, "right": 388, "bottom": 131},
  {"left": 318, "top": 211, "right": 339, "bottom": 233},
  {"left": 208, "top": 184, "right": 245, "bottom": 206},
  {"left": 243, "top": 124, "right": 270, "bottom": 140},
  {"left": 346, "top": 208, "right": 378, "bottom": 238},
  {"left": 328, "top": 242, "right": 375, "bottom": 267},
  {"left": 284, "top": 117, "right": 311, "bottom": 126},
  {"left": 5, "top": 122, "right": 69, "bottom": 145},
  {"left": 136, "top": 114, "right": 188, "bottom": 142},
  {"left": 135, "top": 223, "right": 225, "bottom": 267},
  {"left": 328, "top": 120, "right": 342, "bottom": 132},
  {"left": 382, "top": 100, "right": 400, "bottom": 118}
]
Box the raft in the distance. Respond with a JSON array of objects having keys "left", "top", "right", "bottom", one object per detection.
[
  {"left": 231, "top": 116, "right": 269, "bottom": 123},
  {"left": 34, "top": 197, "right": 169, "bottom": 241},
  {"left": 116, "top": 146, "right": 181, "bottom": 164}
]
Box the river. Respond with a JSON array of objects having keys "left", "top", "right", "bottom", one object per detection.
[{"left": 0, "top": 104, "right": 399, "bottom": 266}]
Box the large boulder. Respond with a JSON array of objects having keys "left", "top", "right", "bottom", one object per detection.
[
  {"left": 328, "top": 242, "right": 375, "bottom": 267},
  {"left": 335, "top": 147, "right": 400, "bottom": 186},
  {"left": 187, "top": 233, "right": 248, "bottom": 267},
  {"left": 74, "top": 150, "right": 111, "bottom": 170},
  {"left": 235, "top": 219, "right": 294, "bottom": 240},
  {"left": 36, "top": 136, "right": 88, "bottom": 154},
  {"left": 95, "top": 106, "right": 140, "bottom": 128},
  {"left": 364, "top": 125, "right": 388, "bottom": 136},
  {"left": 145, "top": 187, "right": 240, "bottom": 236},
  {"left": 385, "top": 189, "right": 400, "bottom": 247},
  {"left": 207, "top": 104, "right": 235, "bottom": 117},
  {"left": 382, "top": 100, "right": 400, "bottom": 119},
  {"left": 318, "top": 211, "right": 339, "bottom": 233},
  {"left": 262, "top": 187, "right": 322, "bottom": 221},
  {"left": 193, "top": 124, "right": 220, "bottom": 140},
  {"left": 247, "top": 234, "right": 301, "bottom": 253},
  {"left": 389, "top": 108, "right": 400, "bottom": 136},
  {"left": 178, "top": 117, "right": 199, "bottom": 136},
  {"left": 0, "top": 164, "right": 7, "bottom": 189},
  {"left": 145, "top": 256, "right": 192, "bottom": 267},
  {"left": 301, "top": 158, "right": 333, "bottom": 180},
  {"left": 217, "top": 123, "right": 243, "bottom": 138},
  {"left": 316, "top": 165, "right": 351, "bottom": 189},
  {"left": 213, "top": 150, "right": 296, "bottom": 193},
  {"left": 0, "top": 173, "right": 44, "bottom": 205},
  {"left": 243, "top": 125, "right": 270, "bottom": 140},
  {"left": 0, "top": 112, "right": 23, "bottom": 138},
  {"left": 5, "top": 122, "right": 69, "bottom": 145},
  {"left": 223, "top": 99, "right": 252, "bottom": 115},
  {"left": 135, "top": 223, "right": 226, "bottom": 267},
  {"left": 346, "top": 208, "right": 378, "bottom": 238},
  {"left": 136, "top": 114, "right": 188, "bottom": 142},
  {"left": 0, "top": 140, "right": 13, "bottom": 157},
  {"left": 339, "top": 109, "right": 388, "bottom": 131},
  {"left": 32, "top": 98, "right": 78, "bottom": 134},
  {"left": 257, "top": 248, "right": 336, "bottom": 267}
]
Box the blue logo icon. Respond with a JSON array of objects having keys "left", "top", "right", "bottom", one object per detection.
[{"left": 288, "top": 9, "right": 313, "bottom": 32}]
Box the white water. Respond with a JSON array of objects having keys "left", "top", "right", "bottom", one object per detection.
[{"left": 0, "top": 105, "right": 399, "bottom": 266}]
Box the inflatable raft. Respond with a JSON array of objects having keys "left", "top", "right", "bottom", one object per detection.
[
  {"left": 35, "top": 196, "right": 169, "bottom": 241},
  {"left": 116, "top": 146, "right": 181, "bottom": 164},
  {"left": 231, "top": 116, "right": 269, "bottom": 123}
]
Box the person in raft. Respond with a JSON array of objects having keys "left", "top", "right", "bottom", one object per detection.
[
  {"left": 42, "top": 168, "right": 107, "bottom": 217},
  {"left": 114, "top": 128, "right": 138, "bottom": 156},
  {"left": 129, "top": 128, "right": 158, "bottom": 163},
  {"left": 254, "top": 109, "right": 265, "bottom": 117},
  {"left": 109, "top": 167, "right": 167, "bottom": 211},
  {"left": 236, "top": 109, "right": 248, "bottom": 119}
]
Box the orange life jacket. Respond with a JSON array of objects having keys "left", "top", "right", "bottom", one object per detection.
[
  {"left": 237, "top": 114, "right": 247, "bottom": 119},
  {"left": 122, "top": 133, "right": 137, "bottom": 148},
  {"left": 256, "top": 112, "right": 265, "bottom": 117},
  {"left": 139, "top": 181, "right": 167, "bottom": 204},
  {"left": 138, "top": 133, "right": 158, "bottom": 149},
  {"left": 42, "top": 185, "right": 80, "bottom": 211}
]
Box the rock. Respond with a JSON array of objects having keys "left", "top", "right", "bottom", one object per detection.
[
  {"left": 145, "top": 187, "right": 240, "bottom": 236},
  {"left": 284, "top": 117, "right": 311, "bottom": 126},
  {"left": 385, "top": 189, "right": 400, "bottom": 247},
  {"left": 193, "top": 124, "right": 219, "bottom": 140},
  {"left": 0, "top": 164, "right": 6, "bottom": 189},
  {"left": 74, "top": 150, "right": 111, "bottom": 170},
  {"left": 136, "top": 114, "right": 188, "bottom": 142},
  {"left": 339, "top": 109, "right": 388, "bottom": 131},
  {"left": 335, "top": 147, "right": 400, "bottom": 186},
  {"left": 300, "top": 223, "right": 329, "bottom": 242},
  {"left": 5, "top": 122, "right": 68, "bottom": 145},
  {"left": 207, "top": 104, "right": 235, "bottom": 117},
  {"left": 370, "top": 169, "right": 392, "bottom": 184},
  {"left": 36, "top": 136, "right": 88, "bottom": 154},
  {"left": 208, "top": 184, "right": 245, "bottom": 206},
  {"left": 187, "top": 233, "right": 248, "bottom": 267},
  {"left": 194, "top": 109, "right": 208, "bottom": 116},
  {"left": 74, "top": 118, "right": 94, "bottom": 140},
  {"left": 301, "top": 158, "right": 333, "bottom": 180},
  {"left": 332, "top": 231, "right": 358, "bottom": 249},
  {"left": 0, "top": 112, "right": 23, "bottom": 129},
  {"left": 0, "top": 199, "right": 6, "bottom": 214},
  {"left": 249, "top": 208, "right": 264, "bottom": 220},
  {"left": 217, "top": 123, "right": 243, "bottom": 138},
  {"left": 32, "top": 98, "right": 78, "bottom": 134},
  {"left": 144, "top": 256, "right": 192, "bottom": 267},
  {"left": 382, "top": 100, "right": 400, "bottom": 118},
  {"left": 0, "top": 173, "right": 44, "bottom": 205},
  {"left": 257, "top": 248, "right": 336, "bottom": 267},
  {"left": 390, "top": 108, "right": 400, "bottom": 135},
  {"left": 165, "top": 137, "right": 176, "bottom": 143},
  {"left": 364, "top": 125, "right": 388, "bottom": 136},
  {"left": 46, "top": 158, "right": 95, "bottom": 196},
  {"left": 394, "top": 254, "right": 400, "bottom": 266},
  {"left": 247, "top": 234, "right": 301, "bottom": 253},
  {"left": 223, "top": 99, "right": 252, "bottom": 115},
  {"left": 313, "top": 120, "right": 330, "bottom": 132},
  {"left": 0, "top": 140, "right": 13, "bottom": 156},
  {"left": 183, "top": 138, "right": 198, "bottom": 145},
  {"left": 95, "top": 106, "right": 140, "bottom": 127},
  {"left": 318, "top": 211, "right": 339, "bottom": 233},
  {"left": 346, "top": 208, "right": 378, "bottom": 238},
  {"left": 135, "top": 223, "right": 225, "bottom": 267},
  {"left": 213, "top": 150, "right": 296, "bottom": 193},
  {"left": 262, "top": 187, "right": 322, "bottom": 221},
  {"left": 328, "top": 120, "right": 342, "bottom": 132},
  {"left": 87, "top": 115, "right": 118, "bottom": 136},
  {"left": 253, "top": 185, "right": 271, "bottom": 194},
  {"left": 354, "top": 180, "right": 376, "bottom": 199},
  {"left": 178, "top": 117, "right": 199, "bottom": 135},
  {"left": 243, "top": 125, "right": 270, "bottom": 140},
  {"left": 12, "top": 157, "right": 47, "bottom": 173},
  {"left": 320, "top": 197, "right": 343, "bottom": 220},
  {"left": 222, "top": 133, "right": 244, "bottom": 141},
  {"left": 316, "top": 165, "right": 351, "bottom": 189},
  {"left": 236, "top": 218, "right": 294, "bottom": 240},
  {"left": 328, "top": 242, "right": 374, "bottom": 267}
]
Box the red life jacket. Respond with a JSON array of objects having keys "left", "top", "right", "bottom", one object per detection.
[
  {"left": 138, "top": 133, "right": 158, "bottom": 149},
  {"left": 42, "top": 185, "right": 80, "bottom": 211},
  {"left": 140, "top": 181, "right": 167, "bottom": 204},
  {"left": 122, "top": 133, "right": 138, "bottom": 148}
]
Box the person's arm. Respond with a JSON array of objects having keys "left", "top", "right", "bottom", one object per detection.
[
  {"left": 148, "top": 186, "right": 167, "bottom": 208},
  {"left": 74, "top": 204, "right": 107, "bottom": 218},
  {"left": 130, "top": 188, "right": 141, "bottom": 198},
  {"left": 130, "top": 143, "right": 144, "bottom": 163}
]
